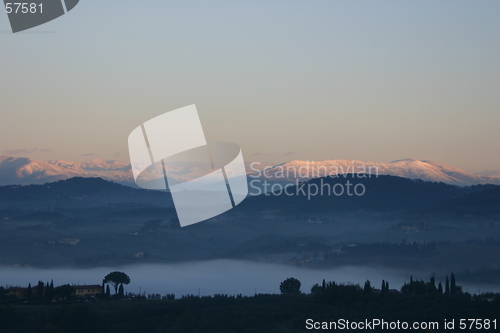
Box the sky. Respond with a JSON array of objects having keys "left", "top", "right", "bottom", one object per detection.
[{"left": 0, "top": 0, "right": 499, "bottom": 173}]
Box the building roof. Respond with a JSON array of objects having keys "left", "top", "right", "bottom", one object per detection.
[
  {"left": 8, "top": 287, "right": 28, "bottom": 291},
  {"left": 72, "top": 285, "right": 102, "bottom": 289}
]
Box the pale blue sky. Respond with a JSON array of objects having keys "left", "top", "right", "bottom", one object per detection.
[{"left": 1, "top": 0, "right": 499, "bottom": 172}]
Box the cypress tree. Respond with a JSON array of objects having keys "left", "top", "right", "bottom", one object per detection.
[
  {"left": 437, "top": 282, "right": 443, "bottom": 293},
  {"left": 381, "top": 280, "right": 389, "bottom": 294},
  {"left": 27, "top": 283, "right": 32, "bottom": 299},
  {"left": 450, "top": 273, "right": 456, "bottom": 294},
  {"left": 363, "top": 280, "right": 372, "bottom": 294},
  {"left": 45, "top": 281, "right": 50, "bottom": 300},
  {"left": 118, "top": 284, "right": 124, "bottom": 297},
  {"left": 427, "top": 276, "right": 437, "bottom": 294},
  {"left": 445, "top": 276, "right": 450, "bottom": 294},
  {"left": 49, "top": 280, "right": 54, "bottom": 300},
  {"left": 37, "top": 281, "right": 44, "bottom": 299}
]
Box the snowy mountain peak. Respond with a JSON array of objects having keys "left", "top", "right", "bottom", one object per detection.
[
  {"left": 264, "top": 159, "right": 500, "bottom": 186},
  {"left": 0, "top": 156, "right": 134, "bottom": 186},
  {"left": 0, "top": 156, "right": 498, "bottom": 187}
]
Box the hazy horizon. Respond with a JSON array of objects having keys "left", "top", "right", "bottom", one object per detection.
[
  {"left": 2, "top": 260, "right": 499, "bottom": 297},
  {"left": 1, "top": 153, "right": 499, "bottom": 176},
  {"left": 1, "top": 0, "right": 499, "bottom": 173}
]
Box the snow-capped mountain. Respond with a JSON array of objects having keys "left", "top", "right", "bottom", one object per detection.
[
  {"left": 0, "top": 156, "right": 499, "bottom": 187},
  {"left": 0, "top": 156, "right": 246, "bottom": 187},
  {"left": 0, "top": 156, "right": 134, "bottom": 186},
  {"left": 253, "top": 159, "right": 500, "bottom": 186}
]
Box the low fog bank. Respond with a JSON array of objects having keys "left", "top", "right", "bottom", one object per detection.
[{"left": 1, "top": 260, "right": 498, "bottom": 297}]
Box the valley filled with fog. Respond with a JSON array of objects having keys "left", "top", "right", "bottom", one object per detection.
[
  {"left": 1, "top": 175, "right": 499, "bottom": 292},
  {"left": 2, "top": 260, "right": 499, "bottom": 297}
]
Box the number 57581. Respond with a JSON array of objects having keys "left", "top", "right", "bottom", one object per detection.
[{"left": 5, "top": 3, "right": 43, "bottom": 14}]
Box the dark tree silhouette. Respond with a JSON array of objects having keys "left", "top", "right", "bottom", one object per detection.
[
  {"left": 437, "top": 281, "right": 443, "bottom": 293},
  {"left": 118, "top": 284, "right": 124, "bottom": 297},
  {"left": 37, "top": 281, "right": 44, "bottom": 299},
  {"left": 44, "top": 281, "right": 49, "bottom": 300},
  {"left": 450, "top": 272, "right": 456, "bottom": 294},
  {"left": 445, "top": 276, "right": 450, "bottom": 294},
  {"left": 401, "top": 280, "right": 427, "bottom": 295},
  {"left": 363, "top": 280, "right": 372, "bottom": 294},
  {"left": 46, "top": 280, "right": 54, "bottom": 300},
  {"left": 53, "top": 285, "right": 75, "bottom": 300},
  {"left": 430, "top": 276, "right": 436, "bottom": 290},
  {"left": 104, "top": 271, "right": 131, "bottom": 295},
  {"left": 280, "top": 277, "right": 301, "bottom": 295},
  {"left": 426, "top": 276, "right": 438, "bottom": 294},
  {"left": 106, "top": 285, "right": 111, "bottom": 297},
  {"left": 381, "top": 280, "right": 389, "bottom": 294},
  {"left": 27, "top": 283, "right": 32, "bottom": 299}
]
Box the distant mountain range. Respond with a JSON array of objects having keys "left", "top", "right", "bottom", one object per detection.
[
  {"left": 1, "top": 175, "right": 498, "bottom": 216},
  {"left": 0, "top": 176, "right": 173, "bottom": 208},
  {"left": 0, "top": 175, "right": 498, "bottom": 268},
  {"left": 0, "top": 155, "right": 499, "bottom": 187},
  {"left": 260, "top": 159, "right": 500, "bottom": 186},
  {"left": 241, "top": 174, "right": 500, "bottom": 216},
  {"left": 0, "top": 156, "right": 133, "bottom": 186}
]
